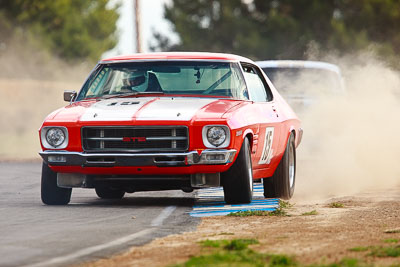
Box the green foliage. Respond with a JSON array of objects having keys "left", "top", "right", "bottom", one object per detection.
[
  {"left": 201, "top": 239, "right": 259, "bottom": 250},
  {"left": 228, "top": 208, "right": 288, "bottom": 217},
  {"left": 348, "top": 246, "right": 369, "bottom": 252},
  {"left": 268, "top": 254, "right": 297, "bottom": 267},
  {"left": 154, "top": 0, "right": 400, "bottom": 63},
  {"left": 0, "top": 0, "right": 118, "bottom": 61},
  {"left": 175, "top": 238, "right": 296, "bottom": 267},
  {"left": 228, "top": 200, "right": 291, "bottom": 217},
  {"left": 218, "top": 232, "right": 234, "bottom": 236},
  {"left": 349, "top": 244, "right": 400, "bottom": 257},
  {"left": 279, "top": 200, "right": 293, "bottom": 209},
  {"left": 174, "top": 250, "right": 269, "bottom": 267},
  {"left": 369, "top": 246, "right": 400, "bottom": 257},
  {"left": 328, "top": 202, "right": 344, "bottom": 208},
  {"left": 384, "top": 239, "right": 399, "bottom": 243},
  {"left": 327, "top": 258, "right": 362, "bottom": 267},
  {"left": 178, "top": 239, "right": 386, "bottom": 267},
  {"left": 224, "top": 239, "right": 259, "bottom": 250},
  {"left": 200, "top": 239, "right": 227, "bottom": 248},
  {"left": 269, "top": 208, "right": 289, "bottom": 217},
  {"left": 384, "top": 229, "right": 400, "bottom": 234},
  {"left": 301, "top": 210, "right": 318, "bottom": 216}
]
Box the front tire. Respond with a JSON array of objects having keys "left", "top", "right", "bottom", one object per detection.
[
  {"left": 222, "top": 138, "right": 253, "bottom": 204},
  {"left": 41, "top": 162, "right": 72, "bottom": 205},
  {"left": 263, "top": 132, "right": 296, "bottom": 200},
  {"left": 95, "top": 186, "right": 125, "bottom": 199}
]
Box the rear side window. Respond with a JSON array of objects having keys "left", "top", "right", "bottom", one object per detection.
[{"left": 242, "top": 64, "right": 273, "bottom": 102}]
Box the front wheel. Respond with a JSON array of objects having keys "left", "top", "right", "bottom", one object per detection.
[
  {"left": 263, "top": 132, "right": 296, "bottom": 200},
  {"left": 95, "top": 186, "right": 125, "bottom": 199},
  {"left": 41, "top": 162, "right": 72, "bottom": 205},
  {"left": 222, "top": 138, "right": 253, "bottom": 204}
]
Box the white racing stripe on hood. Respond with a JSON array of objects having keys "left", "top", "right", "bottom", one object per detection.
[
  {"left": 80, "top": 98, "right": 153, "bottom": 121},
  {"left": 137, "top": 98, "right": 216, "bottom": 121}
]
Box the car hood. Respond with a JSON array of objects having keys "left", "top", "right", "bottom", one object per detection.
[{"left": 46, "top": 97, "right": 243, "bottom": 123}]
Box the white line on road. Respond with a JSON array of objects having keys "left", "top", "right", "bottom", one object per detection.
[
  {"left": 151, "top": 206, "right": 177, "bottom": 226},
  {"left": 24, "top": 206, "right": 178, "bottom": 267},
  {"left": 24, "top": 228, "right": 154, "bottom": 267}
]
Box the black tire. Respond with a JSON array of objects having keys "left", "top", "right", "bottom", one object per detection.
[
  {"left": 263, "top": 132, "right": 296, "bottom": 200},
  {"left": 41, "top": 162, "right": 72, "bottom": 205},
  {"left": 95, "top": 186, "right": 125, "bottom": 199},
  {"left": 222, "top": 138, "right": 253, "bottom": 204}
]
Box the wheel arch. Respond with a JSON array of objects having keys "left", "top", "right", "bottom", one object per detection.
[
  {"left": 288, "top": 125, "right": 302, "bottom": 148},
  {"left": 281, "top": 127, "right": 296, "bottom": 150},
  {"left": 241, "top": 128, "right": 254, "bottom": 153},
  {"left": 289, "top": 126, "right": 296, "bottom": 138}
]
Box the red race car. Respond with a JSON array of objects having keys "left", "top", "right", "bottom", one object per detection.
[{"left": 39, "top": 52, "right": 302, "bottom": 205}]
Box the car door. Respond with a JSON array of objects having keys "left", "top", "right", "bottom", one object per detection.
[{"left": 241, "top": 63, "right": 282, "bottom": 172}]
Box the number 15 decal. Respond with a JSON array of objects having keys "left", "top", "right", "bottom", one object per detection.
[{"left": 258, "top": 127, "right": 274, "bottom": 165}]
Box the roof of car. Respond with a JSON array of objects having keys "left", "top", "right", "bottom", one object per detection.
[
  {"left": 256, "top": 60, "right": 341, "bottom": 74},
  {"left": 102, "top": 52, "right": 254, "bottom": 63}
]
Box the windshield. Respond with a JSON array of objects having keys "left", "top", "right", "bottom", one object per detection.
[
  {"left": 77, "top": 61, "right": 248, "bottom": 101},
  {"left": 262, "top": 67, "right": 344, "bottom": 98}
]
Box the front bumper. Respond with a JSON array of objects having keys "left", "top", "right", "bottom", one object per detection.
[{"left": 39, "top": 149, "right": 237, "bottom": 167}]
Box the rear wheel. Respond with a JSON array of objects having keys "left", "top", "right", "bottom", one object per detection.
[
  {"left": 263, "top": 132, "right": 296, "bottom": 200},
  {"left": 41, "top": 162, "right": 72, "bottom": 205},
  {"left": 222, "top": 138, "right": 253, "bottom": 204},
  {"left": 95, "top": 186, "right": 125, "bottom": 199}
]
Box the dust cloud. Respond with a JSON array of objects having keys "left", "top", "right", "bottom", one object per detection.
[
  {"left": 293, "top": 52, "right": 400, "bottom": 201},
  {"left": 0, "top": 37, "right": 90, "bottom": 159}
]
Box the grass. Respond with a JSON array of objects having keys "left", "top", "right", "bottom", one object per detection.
[
  {"left": 369, "top": 246, "right": 400, "bottom": 257},
  {"left": 384, "top": 239, "right": 399, "bottom": 243},
  {"left": 200, "top": 239, "right": 227, "bottom": 248},
  {"left": 173, "top": 238, "right": 297, "bottom": 267},
  {"left": 328, "top": 258, "right": 363, "bottom": 267},
  {"left": 227, "top": 208, "right": 288, "bottom": 217},
  {"left": 173, "top": 250, "right": 267, "bottom": 266},
  {"left": 200, "top": 239, "right": 258, "bottom": 250},
  {"left": 384, "top": 229, "right": 400, "bottom": 234},
  {"left": 328, "top": 202, "right": 344, "bottom": 208},
  {"left": 224, "top": 239, "right": 259, "bottom": 250},
  {"left": 175, "top": 239, "right": 369, "bottom": 267},
  {"left": 218, "top": 232, "right": 235, "bottom": 236},
  {"left": 349, "top": 244, "right": 400, "bottom": 258},
  {"left": 279, "top": 200, "right": 293, "bottom": 209},
  {"left": 301, "top": 210, "right": 318, "bottom": 216},
  {"left": 227, "top": 200, "right": 291, "bottom": 217},
  {"left": 348, "top": 246, "right": 370, "bottom": 252}
]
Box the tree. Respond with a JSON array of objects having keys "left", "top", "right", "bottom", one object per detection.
[
  {"left": 0, "top": 0, "right": 119, "bottom": 61},
  {"left": 153, "top": 0, "right": 400, "bottom": 62},
  {"left": 152, "top": 0, "right": 258, "bottom": 57}
]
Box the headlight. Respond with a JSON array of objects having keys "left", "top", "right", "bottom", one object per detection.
[
  {"left": 202, "top": 125, "right": 230, "bottom": 148},
  {"left": 41, "top": 127, "right": 68, "bottom": 149}
]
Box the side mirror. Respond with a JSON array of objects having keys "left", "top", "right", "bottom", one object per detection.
[{"left": 64, "top": 90, "right": 77, "bottom": 102}]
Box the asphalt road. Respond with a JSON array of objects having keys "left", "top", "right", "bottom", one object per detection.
[{"left": 0, "top": 162, "right": 199, "bottom": 267}]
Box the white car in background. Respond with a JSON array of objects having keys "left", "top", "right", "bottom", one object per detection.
[{"left": 257, "top": 60, "right": 345, "bottom": 113}]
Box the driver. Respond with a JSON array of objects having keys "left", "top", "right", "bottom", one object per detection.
[{"left": 122, "top": 71, "right": 149, "bottom": 92}]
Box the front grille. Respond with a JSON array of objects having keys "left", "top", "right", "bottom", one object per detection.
[{"left": 82, "top": 126, "right": 188, "bottom": 152}]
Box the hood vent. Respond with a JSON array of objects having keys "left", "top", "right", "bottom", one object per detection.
[{"left": 108, "top": 101, "right": 140, "bottom": 106}]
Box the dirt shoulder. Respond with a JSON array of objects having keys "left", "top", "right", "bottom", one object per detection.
[{"left": 78, "top": 187, "right": 400, "bottom": 267}]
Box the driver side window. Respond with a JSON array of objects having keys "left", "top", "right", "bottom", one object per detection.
[{"left": 242, "top": 64, "right": 273, "bottom": 102}]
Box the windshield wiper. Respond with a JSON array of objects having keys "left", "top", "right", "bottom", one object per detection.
[{"left": 100, "top": 91, "right": 164, "bottom": 99}]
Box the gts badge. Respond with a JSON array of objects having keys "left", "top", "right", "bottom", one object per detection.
[
  {"left": 122, "top": 137, "right": 146, "bottom": 142},
  {"left": 258, "top": 127, "right": 274, "bottom": 165}
]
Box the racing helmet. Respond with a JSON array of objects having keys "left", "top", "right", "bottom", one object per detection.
[{"left": 123, "top": 71, "right": 149, "bottom": 92}]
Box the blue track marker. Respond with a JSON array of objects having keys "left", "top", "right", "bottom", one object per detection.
[{"left": 190, "top": 184, "right": 279, "bottom": 217}]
